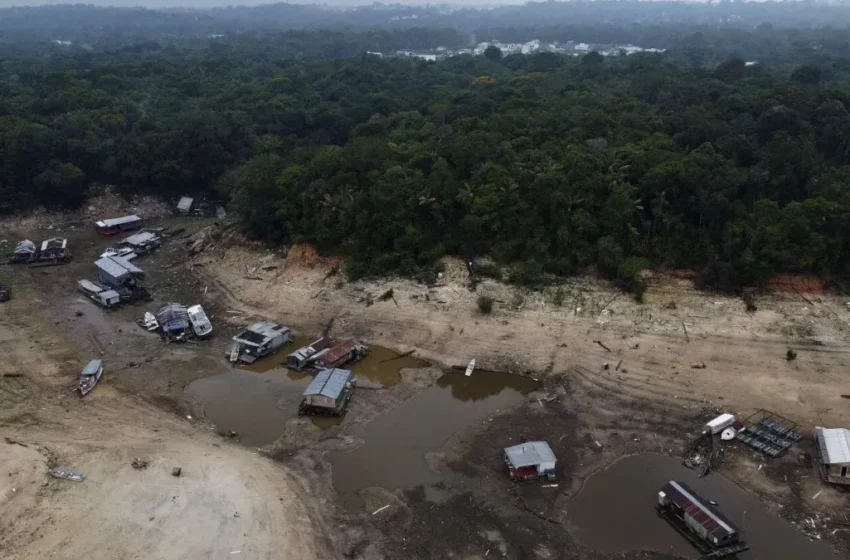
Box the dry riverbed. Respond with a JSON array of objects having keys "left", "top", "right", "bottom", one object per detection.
[{"left": 2, "top": 215, "right": 850, "bottom": 560}]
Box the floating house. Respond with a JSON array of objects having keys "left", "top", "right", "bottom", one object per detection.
[
  {"left": 229, "top": 321, "right": 292, "bottom": 363},
  {"left": 299, "top": 368, "right": 356, "bottom": 416},
  {"left": 814, "top": 426, "right": 850, "bottom": 485},
  {"left": 286, "top": 337, "right": 332, "bottom": 370},
  {"left": 657, "top": 481, "right": 748, "bottom": 557},
  {"left": 120, "top": 230, "right": 162, "bottom": 255},
  {"left": 156, "top": 303, "right": 191, "bottom": 342},
  {"left": 504, "top": 441, "right": 556, "bottom": 481},
  {"left": 313, "top": 339, "right": 369, "bottom": 370},
  {"left": 39, "top": 237, "right": 72, "bottom": 262},
  {"left": 9, "top": 240, "right": 37, "bottom": 263},
  {"left": 94, "top": 255, "right": 144, "bottom": 290},
  {"left": 95, "top": 215, "right": 142, "bottom": 236}
]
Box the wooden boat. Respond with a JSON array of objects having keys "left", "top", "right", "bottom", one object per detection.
[
  {"left": 79, "top": 359, "right": 103, "bottom": 396},
  {"left": 140, "top": 312, "right": 159, "bottom": 332},
  {"left": 465, "top": 359, "right": 476, "bottom": 377}
]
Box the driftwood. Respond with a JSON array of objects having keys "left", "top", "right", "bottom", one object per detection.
[
  {"left": 593, "top": 340, "right": 611, "bottom": 352},
  {"left": 682, "top": 321, "right": 690, "bottom": 343},
  {"left": 2, "top": 373, "right": 24, "bottom": 378},
  {"left": 615, "top": 360, "right": 623, "bottom": 371}
]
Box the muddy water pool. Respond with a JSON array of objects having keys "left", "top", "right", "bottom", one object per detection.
[
  {"left": 567, "top": 453, "right": 834, "bottom": 560},
  {"left": 328, "top": 371, "right": 541, "bottom": 509},
  {"left": 183, "top": 345, "right": 430, "bottom": 446}
]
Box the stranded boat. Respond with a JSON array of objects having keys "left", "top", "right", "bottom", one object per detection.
[
  {"left": 465, "top": 359, "right": 476, "bottom": 377},
  {"left": 79, "top": 359, "right": 103, "bottom": 396},
  {"left": 187, "top": 304, "right": 213, "bottom": 338},
  {"left": 657, "top": 480, "right": 749, "bottom": 558}
]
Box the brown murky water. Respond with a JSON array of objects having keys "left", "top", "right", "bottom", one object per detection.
[
  {"left": 349, "top": 346, "right": 427, "bottom": 386},
  {"left": 567, "top": 454, "right": 834, "bottom": 560},
  {"left": 184, "top": 343, "right": 431, "bottom": 445},
  {"left": 328, "top": 371, "right": 541, "bottom": 509}
]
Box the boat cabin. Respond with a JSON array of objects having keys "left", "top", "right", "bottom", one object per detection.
[
  {"left": 286, "top": 336, "right": 332, "bottom": 370},
  {"left": 79, "top": 359, "right": 103, "bottom": 396},
  {"left": 187, "top": 304, "right": 213, "bottom": 337},
  {"left": 299, "top": 368, "right": 356, "bottom": 416},
  {"left": 313, "top": 340, "right": 369, "bottom": 370},
  {"left": 229, "top": 321, "right": 292, "bottom": 363},
  {"left": 9, "top": 240, "right": 37, "bottom": 264},
  {"left": 815, "top": 426, "right": 850, "bottom": 485},
  {"left": 39, "top": 237, "right": 71, "bottom": 262},
  {"left": 504, "top": 441, "right": 556, "bottom": 481},
  {"left": 95, "top": 215, "right": 142, "bottom": 236},
  {"left": 156, "top": 303, "right": 191, "bottom": 342},
  {"left": 657, "top": 481, "right": 748, "bottom": 557}
]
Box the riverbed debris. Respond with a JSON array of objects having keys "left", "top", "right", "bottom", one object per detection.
[
  {"left": 49, "top": 467, "right": 85, "bottom": 482},
  {"left": 132, "top": 458, "right": 149, "bottom": 470},
  {"left": 372, "top": 504, "right": 391, "bottom": 515}
]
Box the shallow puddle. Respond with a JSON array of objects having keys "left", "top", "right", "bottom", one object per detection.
[
  {"left": 567, "top": 453, "right": 834, "bottom": 560},
  {"left": 184, "top": 367, "right": 311, "bottom": 447},
  {"left": 349, "top": 346, "right": 428, "bottom": 386},
  {"left": 328, "top": 371, "right": 540, "bottom": 509}
]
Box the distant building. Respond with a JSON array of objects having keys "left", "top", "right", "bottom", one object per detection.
[{"left": 177, "top": 197, "right": 194, "bottom": 215}]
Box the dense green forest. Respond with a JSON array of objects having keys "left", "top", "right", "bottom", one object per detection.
[{"left": 2, "top": 6, "right": 850, "bottom": 290}]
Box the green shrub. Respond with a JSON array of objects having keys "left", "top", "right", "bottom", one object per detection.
[{"left": 477, "top": 295, "right": 494, "bottom": 314}]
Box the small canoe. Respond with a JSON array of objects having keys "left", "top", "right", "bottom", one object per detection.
[
  {"left": 49, "top": 467, "right": 85, "bottom": 482},
  {"left": 465, "top": 359, "right": 476, "bottom": 377},
  {"left": 79, "top": 359, "right": 103, "bottom": 396}
]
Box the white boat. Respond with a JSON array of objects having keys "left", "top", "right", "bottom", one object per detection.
[
  {"left": 141, "top": 312, "right": 159, "bottom": 332},
  {"left": 100, "top": 247, "right": 137, "bottom": 260},
  {"left": 79, "top": 359, "right": 103, "bottom": 396},
  {"left": 465, "top": 359, "right": 476, "bottom": 377},
  {"left": 187, "top": 304, "right": 213, "bottom": 337}
]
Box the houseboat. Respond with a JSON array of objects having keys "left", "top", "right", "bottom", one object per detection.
[
  {"left": 79, "top": 359, "right": 104, "bottom": 396},
  {"left": 657, "top": 481, "right": 749, "bottom": 558},
  {"left": 156, "top": 303, "right": 191, "bottom": 342},
  {"left": 298, "top": 368, "right": 356, "bottom": 417},
  {"left": 313, "top": 339, "right": 369, "bottom": 370},
  {"left": 228, "top": 321, "right": 292, "bottom": 364},
  {"left": 95, "top": 215, "right": 142, "bottom": 236},
  {"left": 286, "top": 336, "right": 332, "bottom": 370},
  {"left": 504, "top": 441, "right": 556, "bottom": 482}
]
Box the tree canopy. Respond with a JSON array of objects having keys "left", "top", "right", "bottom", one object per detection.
[{"left": 2, "top": 13, "right": 850, "bottom": 289}]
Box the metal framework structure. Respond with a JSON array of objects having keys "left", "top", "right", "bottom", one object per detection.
[{"left": 735, "top": 409, "right": 803, "bottom": 457}]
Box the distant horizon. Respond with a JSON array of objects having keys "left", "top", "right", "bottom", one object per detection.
[{"left": 0, "top": 0, "right": 830, "bottom": 9}]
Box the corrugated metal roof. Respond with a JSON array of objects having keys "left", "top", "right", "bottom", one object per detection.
[
  {"left": 81, "top": 360, "right": 102, "bottom": 376},
  {"left": 95, "top": 255, "right": 143, "bottom": 278},
  {"left": 816, "top": 427, "right": 850, "bottom": 465},
  {"left": 663, "top": 481, "right": 736, "bottom": 540},
  {"left": 14, "top": 240, "right": 36, "bottom": 254},
  {"left": 235, "top": 321, "right": 288, "bottom": 345},
  {"left": 319, "top": 340, "right": 357, "bottom": 364},
  {"left": 303, "top": 368, "right": 352, "bottom": 400},
  {"left": 156, "top": 303, "right": 189, "bottom": 331},
  {"left": 122, "top": 231, "right": 158, "bottom": 246},
  {"left": 504, "top": 441, "right": 556, "bottom": 468},
  {"left": 97, "top": 215, "right": 141, "bottom": 228}
]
